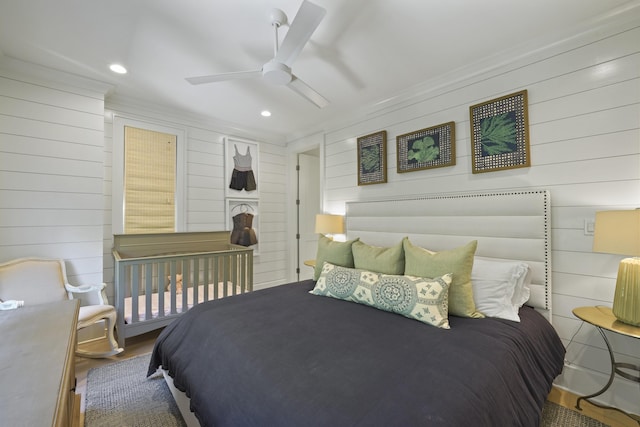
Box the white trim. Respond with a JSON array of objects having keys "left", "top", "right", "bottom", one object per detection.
[{"left": 0, "top": 55, "right": 113, "bottom": 97}]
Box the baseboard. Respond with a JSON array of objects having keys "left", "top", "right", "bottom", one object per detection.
[
  {"left": 553, "top": 361, "right": 640, "bottom": 426},
  {"left": 72, "top": 393, "right": 81, "bottom": 427},
  {"left": 548, "top": 386, "right": 638, "bottom": 427},
  {"left": 253, "top": 280, "right": 284, "bottom": 291}
]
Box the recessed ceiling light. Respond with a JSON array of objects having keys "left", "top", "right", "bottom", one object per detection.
[
  {"left": 109, "top": 64, "right": 127, "bottom": 74},
  {"left": 261, "top": 110, "right": 272, "bottom": 117}
]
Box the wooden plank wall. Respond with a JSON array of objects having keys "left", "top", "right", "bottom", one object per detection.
[
  {"left": 0, "top": 61, "right": 289, "bottom": 296},
  {"left": 0, "top": 64, "right": 106, "bottom": 286},
  {"left": 103, "top": 100, "right": 288, "bottom": 294},
  {"left": 287, "top": 11, "right": 640, "bottom": 415}
]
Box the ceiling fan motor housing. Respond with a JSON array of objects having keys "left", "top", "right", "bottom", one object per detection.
[
  {"left": 269, "top": 8, "right": 287, "bottom": 27},
  {"left": 262, "top": 60, "right": 292, "bottom": 85}
]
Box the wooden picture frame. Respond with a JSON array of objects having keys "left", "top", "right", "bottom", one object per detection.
[
  {"left": 469, "top": 90, "right": 530, "bottom": 174},
  {"left": 357, "top": 130, "right": 387, "bottom": 186},
  {"left": 396, "top": 121, "right": 455, "bottom": 173},
  {"left": 225, "top": 137, "right": 259, "bottom": 199}
]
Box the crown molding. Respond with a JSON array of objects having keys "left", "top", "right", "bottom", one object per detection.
[
  {"left": 106, "top": 93, "right": 287, "bottom": 145},
  {"left": 0, "top": 55, "right": 113, "bottom": 98}
]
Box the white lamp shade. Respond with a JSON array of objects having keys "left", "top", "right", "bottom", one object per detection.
[{"left": 315, "top": 214, "right": 345, "bottom": 235}]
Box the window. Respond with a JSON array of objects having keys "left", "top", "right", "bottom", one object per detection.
[{"left": 113, "top": 117, "right": 185, "bottom": 234}]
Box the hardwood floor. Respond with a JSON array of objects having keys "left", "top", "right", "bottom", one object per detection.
[
  {"left": 75, "top": 331, "right": 636, "bottom": 427},
  {"left": 546, "top": 387, "right": 637, "bottom": 427}
]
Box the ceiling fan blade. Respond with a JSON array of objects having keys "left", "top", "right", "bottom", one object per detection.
[
  {"left": 275, "top": 0, "right": 326, "bottom": 67},
  {"left": 186, "top": 70, "right": 262, "bottom": 85},
  {"left": 288, "top": 75, "right": 329, "bottom": 108}
]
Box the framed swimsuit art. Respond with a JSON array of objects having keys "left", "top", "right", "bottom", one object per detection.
[{"left": 225, "top": 137, "right": 259, "bottom": 199}]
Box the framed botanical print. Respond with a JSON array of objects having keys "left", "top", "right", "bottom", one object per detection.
[
  {"left": 469, "top": 90, "right": 530, "bottom": 174},
  {"left": 357, "top": 130, "right": 387, "bottom": 186},
  {"left": 396, "top": 122, "right": 455, "bottom": 173}
]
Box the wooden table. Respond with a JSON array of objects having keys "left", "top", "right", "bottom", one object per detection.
[
  {"left": 0, "top": 300, "right": 79, "bottom": 426},
  {"left": 572, "top": 306, "right": 640, "bottom": 423}
]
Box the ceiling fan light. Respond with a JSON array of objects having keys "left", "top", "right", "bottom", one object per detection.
[{"left": 261, "top": 110, "right": 272, "bottom": 117}]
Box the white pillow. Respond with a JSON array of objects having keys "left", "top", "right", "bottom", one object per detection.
[
  {"left": 512, "top": 265, "right": 532, "bottom": 308},
  {"left": 471, "top": 258, "right": 531, "bottom": 322}
]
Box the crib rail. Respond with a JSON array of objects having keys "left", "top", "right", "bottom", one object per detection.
[{"left": 113, "top": 232, "right": 253, "bottom": 348}]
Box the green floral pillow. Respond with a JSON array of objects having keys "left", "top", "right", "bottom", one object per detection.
[
  {"left": 310, "top": 262, "right": 452, "bottom": 329},
  {"left": 352, "top": 238, "right": 406, "bottom": 275},
  {"left": 313, "top": 235, "right": 359, "bottom": 280},
  {"left": 403, "top": 238, "right": 483, "bottom": 319}
]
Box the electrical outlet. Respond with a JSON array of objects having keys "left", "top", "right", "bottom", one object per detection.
[{"left": 584, "top": 219, "right": 595, "bottom": 236}]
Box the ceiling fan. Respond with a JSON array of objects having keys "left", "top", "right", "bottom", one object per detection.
[{"left": 186, "top": 1, "right": 329, "bottom": 108}]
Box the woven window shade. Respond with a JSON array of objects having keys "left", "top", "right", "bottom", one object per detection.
[{"left": 124, "top": 126, "right": 176, "bottom": 234}]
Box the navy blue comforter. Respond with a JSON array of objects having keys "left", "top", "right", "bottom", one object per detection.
[{"left": 149, "top": 280, "right": 565, "bottom": 427}]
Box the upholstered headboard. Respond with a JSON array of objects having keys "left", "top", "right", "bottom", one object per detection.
[{"left": 346, "top": 190, "right": 552, "bottom": 320}]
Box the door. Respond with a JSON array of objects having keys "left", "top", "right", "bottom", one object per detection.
[{"left": 297, "top": 151, "right": 320, "bottom": 280}]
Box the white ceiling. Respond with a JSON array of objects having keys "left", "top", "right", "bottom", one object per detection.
[{"left": 0, "top": 0, "right": 636, "bottom": 141}]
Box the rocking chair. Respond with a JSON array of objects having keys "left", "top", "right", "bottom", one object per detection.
[{"left": 0, "top": 257, "right": 123, "bottom": 358}]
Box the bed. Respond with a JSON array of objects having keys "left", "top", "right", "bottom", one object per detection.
[
  {"left": 148, "top": 190, "right": 566, "bottom": 427},
  {"left": 113, "top": 231, "right": 253, "bottom": 349}
]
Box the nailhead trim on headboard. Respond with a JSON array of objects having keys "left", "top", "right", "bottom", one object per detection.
[{"left": 345, "top": 189, "right": 552, "bottom": 319}]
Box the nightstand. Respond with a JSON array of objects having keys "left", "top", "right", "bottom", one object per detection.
[
  {"left": 303, "top": 259, "right": 316, "bottom": 268},
  {"left": 572, "top": 306, "right": 640, "bottom": 423}
]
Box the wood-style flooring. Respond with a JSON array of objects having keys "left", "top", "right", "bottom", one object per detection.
[{"left": 75, "top": 332, "right": 635, "bottom": 427}]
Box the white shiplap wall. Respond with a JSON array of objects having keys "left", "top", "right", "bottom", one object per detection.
[
  {"left": 102, "top": 99, "right": 289, "bottom": 296},
  {"left": 0, "top": 58, "right": 289, "bottom": 299},
  {"left": 288, "top": 12, "right": 640, "bottom": 415},
  {"left": 0, "top": 62, "right": 108, "bottom": 286}
]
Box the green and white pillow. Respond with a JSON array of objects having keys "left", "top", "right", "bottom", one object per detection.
[{"left": 310, "top": 262, "right": 452, "bottom": 329}]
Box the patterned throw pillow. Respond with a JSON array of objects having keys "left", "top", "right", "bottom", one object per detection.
[{"left": 310, "top": 262, "right": 452, "bottom": 329}]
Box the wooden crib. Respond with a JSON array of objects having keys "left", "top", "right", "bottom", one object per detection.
[{"left": 112, "top": 231, "right": 253, "bottom": 349}]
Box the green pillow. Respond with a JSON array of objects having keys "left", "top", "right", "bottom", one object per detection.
[
  {"left": 310, "top": 262, "right": 452, "bottom": 329},
  {"left": 352, "top": 238, "right": 405, "bottom": 275},
  {"left": 403, "top": 238, "right": 483, "bottom": 319},
  {"left": 313, "top": 235, "right": 359, "bottom": 280}
]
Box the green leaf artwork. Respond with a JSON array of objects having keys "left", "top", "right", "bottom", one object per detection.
[
  {"left": 480, "top": 112, "right": 517, "bottom": 156},
  {"left": 408, "top": 136, "right": 440, "bottom": 163},
  {"left": 361, "top": 145, "right": 380, "bottom": 173}
]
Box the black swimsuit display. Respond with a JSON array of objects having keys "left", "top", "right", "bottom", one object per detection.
[{"left": 230, "top": 212, "right": 258, "bottom": 246}]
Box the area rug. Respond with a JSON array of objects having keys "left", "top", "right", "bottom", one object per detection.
[
  {"left": 85, "top": 354, "right": 186, "bottom": 427},
  {"left": 85, "top": 353, "right": 610, "bottom": 427}
]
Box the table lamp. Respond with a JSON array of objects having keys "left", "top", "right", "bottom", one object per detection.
[
  {"left": 593, "top": 209, "right": 640, "bottom": 326},
  {"left": 315, "top": 214, "right": 345, "bottom": 238}
]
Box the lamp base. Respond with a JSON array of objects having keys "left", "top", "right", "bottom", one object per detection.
[{"left": 612, "top": 257, "right": 640, "bottom": 326}]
